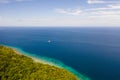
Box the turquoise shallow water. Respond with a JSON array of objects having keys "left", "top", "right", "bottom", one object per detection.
[{"left": 6, "top": 45, "right": 90, "bottom": 80}]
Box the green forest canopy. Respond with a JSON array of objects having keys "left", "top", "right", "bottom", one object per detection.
[{"left": 0, "top": 45, "right": 78, "bottom": 80}]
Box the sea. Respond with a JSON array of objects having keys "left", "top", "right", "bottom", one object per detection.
[{"left": 0, "top": 27, "right": 120, "bottom": 80}]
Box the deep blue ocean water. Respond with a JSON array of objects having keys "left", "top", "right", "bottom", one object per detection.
[{"left": 0, "top": 27, "right": 120, "bottom": 80}]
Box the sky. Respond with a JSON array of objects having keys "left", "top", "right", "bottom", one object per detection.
[{"left": 0, "top": 0, "right": 120, "bottom": 27}]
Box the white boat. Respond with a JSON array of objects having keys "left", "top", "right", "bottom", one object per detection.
[{"left": 48, "top": 40, "right": 51, "bottom": 43}]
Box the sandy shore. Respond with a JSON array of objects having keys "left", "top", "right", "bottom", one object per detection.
[
  {"left": 12, "top": 47, "right": 55, "bottom": 67},
  {"left": 13, "top": 49, "right": 22, "bottom": 55}
]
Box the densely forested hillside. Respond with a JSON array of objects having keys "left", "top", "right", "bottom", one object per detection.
[{"left": 0, "top": 45, "right": 78, "bottom": 80}]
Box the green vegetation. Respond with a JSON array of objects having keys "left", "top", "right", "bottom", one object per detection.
[{"left": 0, "top": 45, "right": 78, "bottom": 80}]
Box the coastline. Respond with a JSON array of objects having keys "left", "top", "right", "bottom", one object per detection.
[{"left": 2, "top": 44, "right": 90, "bottom": 80}]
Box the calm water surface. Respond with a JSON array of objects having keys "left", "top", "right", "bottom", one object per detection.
[{"left": 0, "top": 27, "right": 120, "bottom": 80}]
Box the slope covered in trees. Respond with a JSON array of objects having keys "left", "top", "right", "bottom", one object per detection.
[{"left": 0, "top": 45, "right": 78, "bottom": 80}]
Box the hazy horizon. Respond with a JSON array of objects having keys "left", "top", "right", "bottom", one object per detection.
[{"left": 0, "top": 26, "right": 120, "bottom": 27}]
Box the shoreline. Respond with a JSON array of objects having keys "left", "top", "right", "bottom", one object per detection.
[{"left": 2, "top": 44, "right": 90, "bottom": 80}]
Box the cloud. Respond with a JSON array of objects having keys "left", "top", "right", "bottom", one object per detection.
[
  {"left": 85, "top": 4, "right": 120, "bottom": 17},
  {"left": 86, "top": 4, "right": 120, "bottom": 11},
  {"left": 87, "top": 0, "right": 120, "bottom": 4},
  {"left": 0, "top": 0, "right": 32, "bottom": 3},
  {"left": 91, "top": 11, "right": 120, "bottom": 16},
  {"left": 108, "top": 4, "right": 120, "bottom": 9},
  {"left": 87, "top": 0, "right": 105, "bottom": 4},
  {"left": 56, "top": 4, "right": 120, "bottom": 18},
  {"left": 56, "top": 8, "right": 82, "bottom": 16}
]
